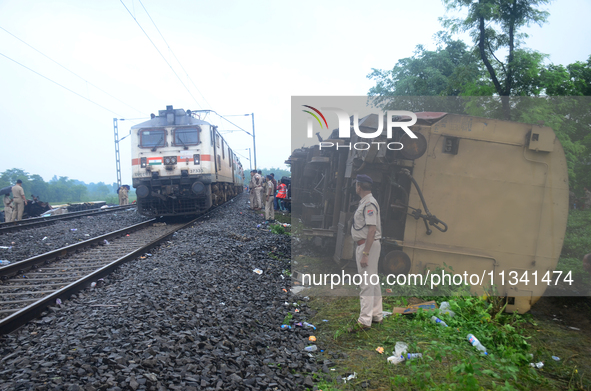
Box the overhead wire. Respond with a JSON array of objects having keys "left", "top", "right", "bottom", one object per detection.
[
  {"left": 0, "top": 51, "right": 123, "bottom": 117},
  {"left": 137, "top": 0, "right": 213, "bottom": 109},
  {"left": 119, "top": 0, "right": 202, "bottom": 109},
  {"left": 0, "top": 25, "right": 145, "bottom": 116}
]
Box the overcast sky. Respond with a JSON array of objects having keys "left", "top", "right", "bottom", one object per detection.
[{"left": 0, "top": 0, "right": 589, "bottom": 186}]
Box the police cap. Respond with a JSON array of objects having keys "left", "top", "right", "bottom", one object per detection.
[{"left": 355, "top": 174, "right": 373, "bottom": 184}]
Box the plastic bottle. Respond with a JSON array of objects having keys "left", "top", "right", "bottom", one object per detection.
[
  {"left": 304, "top": 345, "right": 317, "bottom": 352},
  {"left": 280, "top": 324, "right": 291, "bottom": 330},
  {"left": 431, "top": 316, "right": 448, "bottom": 327},
  {"left": 0, "top": 260, "right": 10, "bottom": 266},
  {"left": 467, "top": 334, "right": 487, "bottom": 354},
  {"left": 404, "top": 353, "right": 422, "bottom": 360}
]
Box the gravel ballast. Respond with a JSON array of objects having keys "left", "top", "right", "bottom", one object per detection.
[
  {"left": 0, "top": 194, "right": 324, "bottom": 390},
  {"left": 0, "top": 209, "right": 149, "bottom": 263}
]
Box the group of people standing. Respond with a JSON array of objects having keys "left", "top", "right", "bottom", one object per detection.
[
  {"left": 248, "top": 170, "right": 288, "bottom": 221},
  {"left": 3, "top": 179, "right": 27, "bottom": 222}
]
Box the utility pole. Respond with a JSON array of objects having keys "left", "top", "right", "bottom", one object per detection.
[
  {"left": 113, "top": 118, "right": 121, "bottom": 188},
  {"left": 251, "top": 113, "right": 257, "bottom": 170},
  {"left": 248, "top": 148, "right": 252, "bottom": 171}
]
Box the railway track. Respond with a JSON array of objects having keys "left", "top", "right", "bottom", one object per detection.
[
  {"left": 0, "top": 205, "right": 136, "bottom": 234},
  {"left": 0, "top": 216, "right": 197, "bottom": 335}
]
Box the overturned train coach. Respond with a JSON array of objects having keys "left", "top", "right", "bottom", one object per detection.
[
  {"left": 131, "top": 106, "right": 244, "bottom": 217},
  {"left": 289, "top": 112, "right": 568, "bottom": 314}
]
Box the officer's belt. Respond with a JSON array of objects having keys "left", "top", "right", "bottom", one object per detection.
[{"left": 357, "top": 239, "right": 366, "bottom": 246}]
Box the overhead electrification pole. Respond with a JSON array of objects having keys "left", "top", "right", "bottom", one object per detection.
[
  {"left": 113, "top": 118, "right": 121, "bottom": 188},
  {"left": 251, "top": 113, "right": 257, "bottom": 170}
]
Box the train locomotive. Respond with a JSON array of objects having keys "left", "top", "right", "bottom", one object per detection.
[{"left": 131, "top": 105, "right": 244, "bottom": 217}]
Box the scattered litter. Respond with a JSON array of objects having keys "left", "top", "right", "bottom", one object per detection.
[
  {"left": 70, "top": 228, "right": 77, "bottom": 232},
  {"left": 90, "top": 282, "right": 96, "bottom": 289},
  {"left": 309, "top": 336, "right": 316, "bottom": 342},
  {"left": 439, "top": 301, "right": 456, "bottom": 317},
  {"left": 303, "top": 322, "right": 316, "bottom": 330},
  {"left": 392, "top": 300, "right": 438, "bottom": 315},
  {"left": 282, "top": 288, "right": 287, "bottom": 292},
  {"left": 303, "top": 345, "right": 317, "bottom": 352},
  {"left": 467, "top": 334, "right": 488, "bottom": 355},
  {"left": 84, "top": 234, "right": 90, "bottom": 237},
  {"left": 253, "top": 268, "right": 263, "bottom": 275},
  {"left": 383, "top": 311, "right": 393, "bottom": 318},
  {"left": 394, "top": 342, "right": 408, "bottom": 356},
  {"left": 431, "top": 316, "right": 448, "bottom": 327},
  {"left": 568, "top": 327, "right": 580, "bottom": 331},
  {"left": 552, "top": 356, "right": 560, "bottom": 361},
  {"left": 330, "top": 368, "right": 335, "bottom": 371},
  {"left": 0, "top": 246, "right": 12, "bottom": 250},
  {"left": 220, "top": 302, "right": 225, "bottom": 305},
  {"left": 42, "top": 237, "right": 48, "bottom": 241},
  {"left": 530, "top": 362, "right": 544, "bottom": 369},
  {"left": 126, "top": 234, "right": 130, "bottom": 237},
  {"left": 386, "top": 288, "right": 393, "bottom": 293},
  {"left": 303, "top": 296, "right": 310, "bottom": 301},
  {"left": 280, "top": 325, "right": 292, "bottom": 330},
  {"left": 376, "top": 347, "right": 384, "bottom": 354},
  {"left": 322, "top": 319, "right": 329, "bottom": 322},
  {"left": 404, "top": 353, "right": 423, "bottom": 360},
  {"left": 294, "top": 309, "right": 300, "bottom": 313},
  {"left": 104, "top": 240, "right": 110, "bottom": 245},
  {"left": 146, "top": 253, "right": 152, "bottom": 257},
  {"left": 280, "top": 275, "right": 285, "bottom": 279},
  {"left": 256, "top": 224, "right": 261, "bottom": 228},
  {"left": 342, "top": 373, "right": 357, "bottom": 384},
  {"left": 387, "top": 355, "right": 405, "bottom": 365},
  {"left": 56, "top": 298, "right": 62, "bottom": 305},
  {"left": 295, "top": 322, "right": 303, "bottom": 327},
  {"left": 0, "top": 260, "right": 10, "bottom": 266}
]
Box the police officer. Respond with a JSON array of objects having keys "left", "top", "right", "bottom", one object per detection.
[
  {"left": 120, "top": 185, "right": 129, "bottom": 205},
  {"left": 248, "top": 170, "right": 257, "bottom": 209},
  {"left": 3, "top": 194, "right": 13, "bottom": 223},
  {"left": 11, "top": 179, "right": 27, "bottom": 222},
  {"left": 265, "top": 175, "right": 275, "bottom": 222},
  {"left": 349, "top": 174, "right": 382, "bottom": 331},
  {"left": 254, "top": 170, "right": 263, "bottom": 210}
]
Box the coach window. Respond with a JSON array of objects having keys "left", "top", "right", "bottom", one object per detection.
[
  {"left": 173, "top": 127, "right": 200, "bottom": 147},
  {"left": 222, "top": 140, "right": 225, "bottom": 159},
  {"left": 229, "top": 150, "right": 232, "bottom": 167},
  {"left": 140, "top": 129, "right": 166, "bottom": 148}
]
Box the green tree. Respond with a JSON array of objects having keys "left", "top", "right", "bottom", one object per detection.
[{"left": 440, "top": 0, "right": 550, "bottom": 119}]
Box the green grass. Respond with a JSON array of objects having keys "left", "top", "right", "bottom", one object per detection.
[
  {"left": 303, "top": 295, "right": 590, "bottom": 390},
  {"left": 295, "top": 209, "right": 591, "bottom": 390}
]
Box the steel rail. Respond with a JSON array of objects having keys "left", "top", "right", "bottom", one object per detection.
[
  {"left": 0, "top": 217, "right": 198, "bottom": 335},
  {"left": 0, "top": 205, "right": 137, "bottom": 234}
]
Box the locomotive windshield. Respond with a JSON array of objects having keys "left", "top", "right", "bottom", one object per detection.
[
  {"left": 173, "top": 127, "right": 200, "bottom": 146},
  {"left": 140, "top": 129, "right": 166, "bottom": 148}
]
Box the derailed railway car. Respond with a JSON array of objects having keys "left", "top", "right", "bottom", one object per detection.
[
  {"left": 131, "top": 106, "right": 244, "bottom": 217},
  {"left": 289, "top": 112, "right": 569, "bottom": 313}
]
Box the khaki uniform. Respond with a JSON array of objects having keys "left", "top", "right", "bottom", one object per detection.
[
  {"left": 249, "top": 175, "right": 257, "bottom": 209},
  {"left": 120, "top": 187, "right": 129, "bottom": 206},
  {"left": 11, "top": 185, "right": 25, "bottom": 221},
  {"left": 351, "top": 193, "right": 382, "bottom": 327},
  {"left": 254, "top": 173, "right": 263, "bottom": 209},
  {"left": 3, "top": 195, "right": 13, "bottom": 223},
  {"left": 265, "top": 179, "right": 275, "bottom": 221}
]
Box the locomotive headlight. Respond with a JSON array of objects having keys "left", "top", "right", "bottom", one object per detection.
[
  {"left": 140, "top": 157, "right": 147, "bottom": 168},
  {"left": 193, "top": 154, "right": 200, "bottom": 164},
  {"left": 163, "top": 156, "right": 177, "bottom": 165}
]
